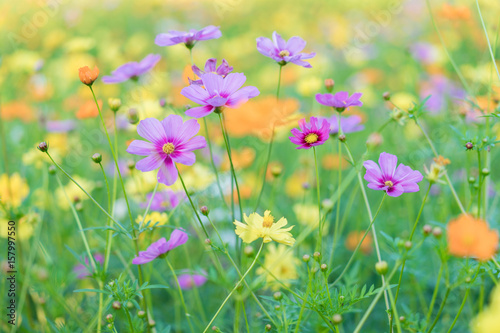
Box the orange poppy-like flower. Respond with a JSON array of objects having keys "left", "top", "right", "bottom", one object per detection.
[
  {"left": 76, "top": 100, "right": 102, "bottom": 119},
  {"left": 78, "top": 66, "right": 99, "bottom": 86},
  {"left": 222, "top": 147, "right": 255, "bottom": 171},
  {"left": 1, "top": 101, "right": 35, "bottom": 122},
  {"left": 447, "top": 214, "right": 498, "bottom": 261},
  {"left": 345, "top": 231, "right": 373, "bottom": 255},
  {"left": 224, "top": 96, "right": 300, "bottom": 140},
  {"left": 438, "top": 3, "right": 471, "bottom": 21}
]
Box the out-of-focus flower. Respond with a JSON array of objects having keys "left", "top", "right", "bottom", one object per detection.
[
  {"left": 424, "top": 155, "right": 450, "bottom": 183},
  {"left": 345, "top": 231, "right": 373, "bottom": 255},
  {"left": 472, "top": 285, "right": 500, "bottom": 332},
  {"left": 73, "top": 254, "right": 104, "bottom": 279},
  {"left": 77, "top": 100, "right": 102, "bottom": 119},
  {"left": 0, "top": 213, "right": 38, "bottom": 240},
  {"left": 316, "top": 92, "right": 363, "bottom": 112},
  {"left": 0, "top": 173, "right": 29, "bottom": 209},
  {"left": 439, "top": 3, "right": 471, "bottom": 20},
  {"left": 102, "top": 54, "right": 161, "bottom": 84},
  {"left": 256, "top": 244, "right": 299, "bottom": 290},
  {"left": 222, "top": 147, "right": 255, "bottom": 171},
  {"left": 366, "top": 132, "right": 384, "bottom": 150},
  {"left": 289, "top": 116, "right": 330, "bottom": 149},
  {"left": 256, "top": 31, "right": 316, "bottom": 68},
  {"left": 234, "top": 210, "right": 295, "bottom": 246},
  {"left": 141, "top": 190, "right": 185, "bottom": 211},
  {"left": 132, "top": 229, "right": 188, "bottom": 264},
  {"left": 155, "top": 26, "right": 221, "bottom": 48},
  {"left": 1, "top": 101, "right": 35, "bottom": 122},
  {"left": 420, "top": 75, "right": 465, "bottom": 113},
  {"left": 322, "top": 114, "right": 364, "bottom": 135},
  {"left": 181, "top": 73, "right": 260, "bottom": 118},
  {"left": 447, "top": 214, "right": 498, "bottom": 261},
  {"left": 285, "top": 170, "right": 308, "bottom": 198},
  {"left": 293, "top": 203, "right": 319, "bottom": 227},
  {"left": 177, "top": 272, "right": 208, "bottom": 290},
  {"left": 126, "top": 115, "right": 207, "bottom": 186},
  {"left": 409, "top": 42, "right": 442, "bottom": 65},
  {"left": 190, "top": 58, "right": 233, "bottom": 85},
  {"left": 78, "top": 66, "right": 99, "bottom": 86},
  {"left": 45, "top": 120, "right": 76, "bottom": 133},
  {"left": 363, "top": 152, "right": 423, "bottom": 197},
  {"left": 136, "top": 212, "right": 169, "bottom": 227},
  {"left": 322, "top": 154, "right": 349, "bottom": 170},
  {"left": 56, "top": 176, "right": 95, "bottom": 209}
]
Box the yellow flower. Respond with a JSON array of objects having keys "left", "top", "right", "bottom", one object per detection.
[
  {"left": 234, "top": 210, "right": 295, "bottom": 246},
  {"left": 0, "top": 212, "right": 38, "bottom": 240},
  {"left": 256, "top": 244, "right": 299, "bottom": 290},
  {"left": 55, "top": 176, "right": 95, "bottom": 210},
  {"left": 472, "top": 285, "right": 500, "bottom": 333},
  {"left": 0, "top": 173, "right": 29, "bottom": 209},
  {"left": 136, "top": 212, "right": 169, "bottom": 227},
  {"left": 293, "top": 203, "right": 320, "bottom": 227}
]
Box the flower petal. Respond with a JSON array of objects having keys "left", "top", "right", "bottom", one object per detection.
[
  {"left": 137, "top": 118, "right": 167, "bottom": 146},
  {"left": 127, "top": 140, "right": 156, "bottom": 156},
  {"left": 157, "top": 157, "right": 178, "bottom": 186},
  {"left": 135, "top": 153, "right": 165, "bottom": 172}
]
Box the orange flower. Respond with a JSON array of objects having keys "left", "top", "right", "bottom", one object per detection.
[
  {"left": 76, "top": 100, "right": 102, "bottom": 119},
  {"left": 439, "top": 3, "right": 471, "bottom": 21},
  {"left": 322, "top": 154, "right": 349, "bottom": 170},
  {"left": 224, "top": 96, "right": 300, "bottom": 140},
  {"left": 345, "top": 231, "right": 373, "bottom": 255},
  {"left": 1, "top": 101, "right": 35, "bottom": 122},
  {"left": 78, "top": 66, "right": 99, "bottom": 86},
  {"left": 447, "top": 214, "right": 498, "bottom": 261},
  {"left": 222, "top": 147, "right": 255, "bottom": 171}
]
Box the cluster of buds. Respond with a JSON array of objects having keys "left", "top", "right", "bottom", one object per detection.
[{"left": 424, "top": 155, "right": 450, "bottom": 183}]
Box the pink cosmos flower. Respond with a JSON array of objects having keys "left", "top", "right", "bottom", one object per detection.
[
  {"left": 181, "top": 73, "right": 260, "bottom": 118},
  {"left": 102, "top": 54, "right": 161, "bottom": 84},
  {"left": 363, "top": 152, "right": 423, "bottom": 197},
  {"left": 322, "top": 115, "right": 364, "bottom": 135},
  {"left": 141, "top": 190, "right": 186, "bottom": 211},
  {"left": 126, "top": 115, "right": 207, "bottom": 186},
  {"left": 190, "top": 58, "right": 233, "bottom": 85},
  {"left": 73, "top": 254, "right": 104, "bottom": 279},
  {"left": 155, "top": 25, "right": 221, "bottom": 48},
  {"left": 289, "top": 117, "right": 330, "bottom": 149},
  {"left": 257, "top": 31, "right": 316, "bottom": 68},
  {"left": 177, "top": 272, "right": 208, "bottom": 290},
  {"left": 132, "top": 229, "right": 188, "bottom": 264},
  {"left": 315, "top": 92, "right": 363, "bottom": 112}
]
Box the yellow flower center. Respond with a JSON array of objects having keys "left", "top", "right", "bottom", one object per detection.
[
  {"left": 279, "top": 50, "right": 290, "bottom": 57},
  {"left": 384, "top": 180, "right": 394, "bottom": 188},
  {"left": 304, "top": 133, "right": 319, "bottom": 144},
  {"left": 162, "top": 143, "right": 175, "bottom": 154},
  {"left": 262, "top": 214, "right": 274, "bottom": 228}
]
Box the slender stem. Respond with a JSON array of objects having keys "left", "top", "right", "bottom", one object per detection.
[
  {"left": 138, "top": 182, "right": 159, "bottom": 230},
  {"left": 203, "top": 242, "right": 264, "bottom": 332},
  {"left": 394, "top": 183, "right": 431, "bottom": 303},
  {"left": 254, "top": 126, "right": 275, "bottom": 211},
  {"left": 331, "top": 194, "right": 387, "bottom": 286},
  {"left": 313, "top": 147, "right": 323, "bottom": 252},
  {"left": 387, "top": 283, "right": 402, "bottom": 333},
  {"left": 203, "top": 118, "right": 226, "bottom": 205},
  {"left": 166, "top": 258, "right": 196, "bottom": 333},
  {"left": 100, "top": 162, "right": 113, "bottom": 273},
  {"left": 276, "top": 65, "right": 283, "bottom": 100},
  {"left": 425, "top": 262, "right": 443, "bottom": 325},
  {"left": 294, "top": 265, "right": 312, "bottom": 333},
  {"left": 445, "top": 289, "right": 469, "bottom": 333},
  {"left": 189, "top": 48, "right": 194, "bottom": 66},
  {"left": 124, "top": 308, "right": 136, "bottom": 333},
  {"left": 426, "top": 287, "right": 451, "bottom": 333},
  {"left": 476, "top": 0, "right": 500, "bottom": 82},
  {"left": 332, "top": 113, "right": 343, "bottom": 260},
  {"left": 477, "top": 149, "right": 483, "bottom": 218}
]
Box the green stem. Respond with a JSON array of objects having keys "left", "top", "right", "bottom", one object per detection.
[
  {"left": 294, "top": 265, "right": 312, "bottom": 333},
  {"left": 203, "top": 242, "right": 264, "bottom": 332},
  {"left": 477, "top": 149, "right": 483, "bottom": 218},
  {"left": 313, "top": 147, "right": 322, "bottom": 252},
  {"left": 332, "top": 113, "right": 343, "bottom": 261},
  {"left": 124, "top": 307, "right": 136, "bottom": 333},
  {"left": 387, "top": 283, "right": 402, "bottom": 333},
  {"left": 166, "top": 258, "right": 196, "bottom": 333},
  {"left": 138, "top": 182, "right": 159, "bottom": 230},
  {"left": 426, "top": 287, "right": 451, "bottom": 333},
  {"left": 100, "top": 162, "right": 113, "bottom": 273},
  {"left": 476, "top": 0, "right": 500, "bottom": 82},
  {"left": 445, "top": 289, "right": 469, "bottom": 333}
]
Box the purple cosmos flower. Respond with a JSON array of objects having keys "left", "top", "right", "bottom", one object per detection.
[
  {"left": 363, "top": 152, "right": 423, "bottom": 197},
  {"left": 73, "top": 254, "right": 104, "bottom": 279},
  {"left": 126, "top": 115, "right": 207, "bottom": 186},
  {"left": 132, "top": 229, "right": 188, "bottom": 264},
  {"left": 155, "top": 25, "right": 221, "bottom": 48},
  {"left": 289, "top": 116, "right": 330, "bottom": 149},
  {"left": 141, "top": 190, "right": 186, "bottom": 211},
  {"left": 316, "top": 92, "right": 363, "bottom": 112},
  {"left": 420, "top": 75, "right": 465, "bottom": 113},
  {"left": 181, "top": 73, "right": 260, "bottom": 118},
  {"left": 102, "top": 54, "right": 161, "bottom": 84},
  {"left": 177, "top": 272, "right": 208, "bottom": 290},
  {"left": 257, "top": 31, "right": 316, "bottom": 68},
  {"left": 46, "top": 119, "right": 76, "bottom": 133},
  {"left": 323, "top": 115, "right": 364, "bottom": 135},
  {"left": 190, "top": 58, "right": 233, "bottom": 85}
]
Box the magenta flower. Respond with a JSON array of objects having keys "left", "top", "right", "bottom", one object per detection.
[
  {"left": 132, "top": 229, "right": 188, "bottom": 265},
  {"left": 126, "top": 115, "right": 207, "bottom": 186},
  {"left": 73, "top": 254, "right": 104, "bottom": 279},
  {"left": 257, "top": 31, "right": 316, "bottom": 68},
  {"left": 177, "top": 272, "right": 208, "bottom": 290},
  {"left": 102, "top": 54, "right": 161, "bottom": 84},
  {"left": 323, "top": 115, "right": 364, "bottom": 135},
  {"left": 141, "top": 190, "right": 186, "bottom": 211},
  {"left": 181, "top": 73, "right": 260, "bottom": 118},
  {"left": 190, "top": 58, "right": 233, "bottom": 85},
  {"left": 315, "top": 92, "right": 363, "bottom": 112},
  {"left": 289, "top": 117, "right": 330, "bottom": 149},
  {"left": 155, "top": 25, "right": 221, "bottom": 48},
  {"left": 363, "top": 152, "right": 423, "bottom": 197}
]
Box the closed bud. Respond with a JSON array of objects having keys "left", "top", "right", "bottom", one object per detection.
[
  {"left": 112, "top": 301, "right": 121, "bottom": 310},
  {"left": 320, "top": 263, "right": 328, "bottom": 271},
  {"left": 91, "top": 153, "right": 102, "bottom": 163},
  {"left": 302, "top": 182, "right": 310, "bottom": 190},
  {"left": 274, "top": 304, "right": 281, "bottom": 311},
  {"left": 404, "top": 241, "right": 412, "bottom": 250},
  {"left": 75, "top": 202, "right": 83, "bottom": 212},
  {"left": 382, "top": 91, "right": 391, "bottom": 101},
  {"left": 302, "top": 254, "right": 310, "bottom": 262},
  {"left": 127, "top": 160, "right": 135, "bottom": 170},
  {"left": 322, "top": 199, "right": 334, "bottom": 211},
  {"left": 48, "top": 165, "right": 56, "bottom": 175},
  {"left": 271, "top": 165, "right": 283, "bottom": 177},
  {"left": 128, "top": 108, "right": 139, "bottom": 124},
  {"left": 399, "top": 316, "right": 405, "bottom": 322},
  {"left": 465, "top": 142, "right": 474, "bottom": 150},
  {"left": 205, "top": 238, "right": 212, "bottom": 245},
  {"left": 265, "top": 324, "right": 272, "bottom": 331},
  {"left": 200, "top": 206, "right": 209, "bottom": 216},
  {"left": 465, "top": 276, "right": 471, "bottom": 283},
  {"left": 313, "top": 252, "right": 321, "bottom": 261},
  {"left": 244, "top": 246, "right": 255, "bottom": 257},
  {"left": 107, "top": 324, "right": 113, "bottom": 329},
  {"left": 423, "top": 224, "right": 432, "bottom": 235},
  {"left": 138, "top": 310, "right": 146, "bottom": 318},
  {"left": 149, "top": 320, "right": 156, "bottom": 327},
  {"left": 78, "top": 66, "right": 99, "bottom": 86},
  {"left": 432, "top": 227, "right": 442, "bottom": 238},
  {"left": 481, "top": 168, "right": 490, "bottom": 176},
  {"left": 273, "top": 292, "right": 283, "bottom": 301},
  {"left": 108, "top": 98, "right": 122, "bottom": 112},
  {"left": 375, "top": 261, "right": 388, "bottom": 275},
  {"left": 37, "top": 141, "right": 48, "bottom": 152},
  {"left": 332, "top": 313, "right": 343, "bottom": 324},
  {"left": 366, "top": 132, "right": 383, "bottom": 150},
  {"left": 468, "top": 176, "right": 476, "bottom": 184},
  {"left": 127, "top": 301, "right": 133, "bottom": 309},
  {"left": 106, "top": 314, "right": 114, "bottom": 322},
  {"left": 338, "top": 134, "right": 346, "bottom": 142},
  {"left": 325, "top": 78, "right": 335, "bottom": 92},
  {"left": 159, "top": 98, "right": 167, "bottom": 107}
]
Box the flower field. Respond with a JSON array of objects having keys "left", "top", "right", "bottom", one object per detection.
[{"left": 2, "top": 0, "right": 500, "bottom": 332}]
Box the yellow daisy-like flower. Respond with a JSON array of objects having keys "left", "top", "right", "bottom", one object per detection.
[
  {"left": 136, "top": 212, "right": 169, "bottom": 226},
  {"left": 256, "top": 244, "right": 300, "bottom": 290},
  {"left": 234, "top": 210, "right": 295, "bottom": 246},
  {"left": 0, "top": 173, "right": 29, "bottom": 209}
]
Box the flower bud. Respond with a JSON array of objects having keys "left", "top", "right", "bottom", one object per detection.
[
  {"left": 382, "top": 92, "right": 391, "bottom": 101},
  {"left": 338, "top": 134, "right": 346, "bottom": 142},
  {"left": 75, "top": 202, "right": 83, "bottom": 212},
  {"left": 302, "top": 254, "right": 310, "bottom": 262},
  {"left": 108, "top": 98, "right": 122, "bottom": 112},
  {"left": 375, "top": 261, "right": 388, "bottom": 275},
  {"left": 423, "top": 224, "right": 432, "bottom": 235},
  {"left": 468, "top": 176, "right": 476, "bottom": 184},
  {"left": 200, "top": 206, "right": 209, "bottom": 216},
  {"left": 320, "top": 264, "right": 328, "bottom": 271},
  {"left": 322, "top": 199, "right": 334, "bottom": 211},
  {"left": 273, "top": 292, "right": 283, "bottom": 301},
  {"left": 482, "top": 168, "right": 490, "bottom": 176},
  {"left": 205, "top": 238, "right": 212, "bottom": 245},
  {"left": 366, "top": 132, "right": 383, "bottom": 150},
  {"left": 91, "top": 153, "right": 102, "bottom": 164},
  {"left": 332, "top": 313, "right": 343, "bottom": 324},
  {"left": 399, "top": 316, "right": 405, "bottom": 322},
  {"left": 127, "top": 160, "right": 135, "bottom": 170},
  {"left": 128, "top": 108, "right": 139, "bottom": 124},
  {"left": 404, "top": 241, "right": 412, "bottom": 250},
  {"left": 325, "top": 78, "right": 335, "bottom": 93},
  {"left": 37, "top": 142, "right": 48, "bottom": 152},
  {"left": 313, "top": 252, "right": 321, "bottom": 262},
  {"left": 432, "top": 227, "right": 442, "bottom": 238},
  {"left": 138, "top": 310, "right": 146, "bottom": 318},
  {"left": 465, "top": 276, "right": 471, "bottom": 283},
  {"left": 265, "top": 324, "right": 272, "bottom": 331},
  {"left": 159, "top": 98, "right": 167, "bottom": 107},
  {"left": 149, "top": 320, "right": 156, "bottom": 327},
  {"left": 126, "top": 301, "right": 133, "bottom": 309},
  {"left": 244, "top": 246, "right": 255, "bottom": 257},
  {"left": 302, "top": 182, "right": 310, "bottom": 190},
  {"left": 112, "top": 301, "right": 121, "bottom": 310},
  {"left": 78, "top": 66, "right": 99, "bottom": 86},
  {"left": 106, "top": 314, "right": 114, "bottom": 322},
  {"left": 274, "top": 304, "right": 281, "bottom": 311},
  {"left": 271, "top": 165, "right": 283, "bottom": 178},
  {"left": 465, "top": 142, "right": 474, "bottom": 150},
  {"left": 48, "top": 165, "right": 56, "bottom": 175},
  {"left": 107, "top": 324, "right": 113, "bottom": 329}
]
